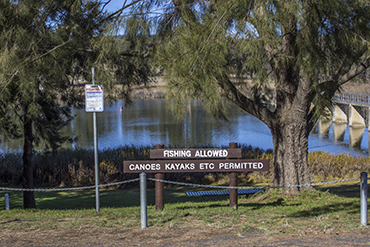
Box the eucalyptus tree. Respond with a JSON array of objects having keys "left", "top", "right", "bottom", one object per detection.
[
  {"left": 0, "top": 0, "right": 122, "bottom": 208},
  {"left": 127, "top": 0, "right": 370, "bottom": 193}
]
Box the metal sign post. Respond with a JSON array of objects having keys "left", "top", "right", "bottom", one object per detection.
[
  {"left": 361, "top": 172, "right": 368, "bottom": 226},
  {"left": 85, "top": 68, "right": 104, "bottom": 213},
  {"left": 140, "top": 173, "right": 147, "bottom": 228}
]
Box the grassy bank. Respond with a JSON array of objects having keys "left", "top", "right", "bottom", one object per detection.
[{"left": 0, "top": 182, "right": 365, "bottom": 235}]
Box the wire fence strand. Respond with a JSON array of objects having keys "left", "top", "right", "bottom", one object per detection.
[
  {"left": 0, "top": 178, "right": 140, "bottom": 192},
  {"left": 147, "top": 177, "right": 360, "bottom": 190},
  {"left": 0, "top": 177, "right": 361, "bottom": 192}
]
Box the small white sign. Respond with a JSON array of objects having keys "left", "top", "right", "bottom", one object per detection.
[{"left": 85, "top": 84, "right": 104, "bottom": 112}]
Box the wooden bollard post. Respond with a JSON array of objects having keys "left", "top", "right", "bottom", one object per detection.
[
  {"left": 229, "top": 142, "right": 238, "bottom": 209},
  {"left": 154, "top": 144, "right": 164, "bottom": 211}
]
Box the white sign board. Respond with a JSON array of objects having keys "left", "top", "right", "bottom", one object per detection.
[{"left": 85, "top": 84, "right": 104, "bottom": 112}]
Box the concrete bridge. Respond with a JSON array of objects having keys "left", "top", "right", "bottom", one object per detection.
[
  {"left": 331, "top": 92, "right": 370, "bottom": 128},
  {"left": 316, "top": 92, "right": 370, "bottom": 150}
]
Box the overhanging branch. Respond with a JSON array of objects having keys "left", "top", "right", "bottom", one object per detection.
[
  {"left": 221, "top": 77, "right": 273, "bottom": 125},
  {"left": 339, "top": 57, "right": 370, "bottom": 85}
]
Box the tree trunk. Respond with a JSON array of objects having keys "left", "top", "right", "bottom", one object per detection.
[
  {"left": 270, "top": 112, "right": 312, "bottom": 194},
  {"left": 22, "top": 115, "right": 36, "bottom": 209},
  {"left": 224, "top": 76, "right": 313, "bottom": 194}
]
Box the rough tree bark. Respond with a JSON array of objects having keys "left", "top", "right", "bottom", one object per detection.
[
  {"left": 22, "top": 113, "right": 36, "bottom": 209},
  {"left": 269, "top": 102, "right": 312, "bottom": 193},
  {"left": 225, "top": 79, "right": 313, "bottom": 194}
]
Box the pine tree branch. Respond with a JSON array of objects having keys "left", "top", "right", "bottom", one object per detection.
[
  {"left": 189, "top": 7, "right": 230, "bottom": 75},
  {"left": 0, "top": 99, "right": 24, "bottom": 124},
  {"left": 171, "top": 0, "right": 199, "bottom": 25},
  {"left": 0, "top": 39, "right": 72, "bottom": 95},
  {"left": 100, "top": 0, "right": 143, "bottom": 22}
]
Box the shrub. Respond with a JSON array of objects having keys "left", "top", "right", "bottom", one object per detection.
[{"left": 0, "top": 146, "right": 368, "bottom": 188}]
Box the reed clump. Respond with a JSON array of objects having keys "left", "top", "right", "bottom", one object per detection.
[
  {"left": 0, "top": 146, "right": 368, "bottom": 188},
  {"left": 308, "top": 151, "right": 370, "bottom": 182}
]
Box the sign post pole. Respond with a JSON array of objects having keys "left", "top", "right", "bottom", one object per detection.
[
  {"left": 5, "top": 193, "right": 9, "bottom": 210},
  {"left": 154, "top": 144, "right": 164, "bottom": 211},
  {"left": 85, "top": 68, "right": 104, "bottom": 213},
  {"left": 140, "top": 172, "right": 147, "bottom": 228},
  {"left": 361, "top": 172, "right": 367, "bottom": 226},
  {"left": 92, "top": 68, "right": 100, "bottom": 213},
  {"left": 229, "top": 173, "right": 237, "bottom": 209},
  {"left": 229, "top": 143, "right": 238, "bottom": 209},
  {"left": 93, "top": 113, "right": 99, "bottom": 213}
]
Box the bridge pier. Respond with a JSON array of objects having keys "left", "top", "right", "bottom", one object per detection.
[
  {"left": 313, "top": 93, "right": 370, "bottom": 154},
  {"left": 333, "top": 92, "right": 370, "bottom": 129},
  {"left": 332, "top": 105, "right": 348, "bottom": 124},
  {"left": 348, "top": 104, "right": 366, "bottom": 128}
]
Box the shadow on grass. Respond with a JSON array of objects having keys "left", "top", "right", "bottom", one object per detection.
[
  {"left": 174, "top": 197, "right": 301, "bottom": 210},
  {"left": 287, "top": 201, "right": 360, "bottom": 218},
  {"left": 1, "top": 187, "right": 239, "bottom": 210},
  {"left": 315, "top": 182, "right": 361, "bottom": 198},
  {"left": 1, "top": 189, "right": 144, "bottom": 210}
]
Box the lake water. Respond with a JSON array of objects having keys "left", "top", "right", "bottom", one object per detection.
[{"left": 1, "top": 99, "right": 369, "bottom": 156}]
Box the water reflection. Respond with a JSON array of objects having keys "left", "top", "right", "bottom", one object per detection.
[
  {"left": 332, "top": 123, "right": 347, "bottom": 142},
  {"left": 311, "top": 118, "right": 369, "bottom": 156},
  {"left": 1, "top": 99, "right": 369, "bottom": 157},
  {"left": 349, "top": 127, "right": 365, "bottom": 149}
]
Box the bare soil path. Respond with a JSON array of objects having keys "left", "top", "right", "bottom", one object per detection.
[{"left": 1, "top": 225, "right": 369, "bottom": 246}]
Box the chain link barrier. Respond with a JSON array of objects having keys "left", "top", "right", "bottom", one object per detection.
[
  {"left": 148, "top": 177, "right": 360, "bottom": 190},
  {"left": 0, "top": 178, "right": 140, "bottom": 192},
  {"left": 0, "top": 177, "right": 361, "bottom": 192}
]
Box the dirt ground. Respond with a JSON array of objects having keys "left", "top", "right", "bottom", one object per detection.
[{"left": 1, "top": 223, "right": 369, "bottom": 247}]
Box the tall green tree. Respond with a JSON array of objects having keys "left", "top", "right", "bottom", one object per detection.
[
  {"left": 0, "top": 0, "right": 127, "bottom": 208},
  {"left": 0, "top": 0, "right": 105, "bottom": 208},
  {"left": 128, "top": 0, "right": 370, "bottom": 193}
]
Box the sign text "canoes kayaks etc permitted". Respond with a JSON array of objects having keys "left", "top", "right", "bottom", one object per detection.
[
  {"left": 124, "top": 148, "right": 269, "bottom": 173},
  {"left": 123, "top": 159, "right": 269, "bottom": 173}
]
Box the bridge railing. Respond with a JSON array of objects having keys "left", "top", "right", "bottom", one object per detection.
[{"left": 333, "top": 92, "right": 370, "bottom": 105}]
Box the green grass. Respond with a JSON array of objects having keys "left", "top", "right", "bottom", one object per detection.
[
  {"left": 0, "top": 186, "right": 234, "bottom": 210},
  {"left": 0, "top": 181, "right": 368, "bottom": 235}
]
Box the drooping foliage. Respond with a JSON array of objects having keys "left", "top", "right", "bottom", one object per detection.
[
  {"left": 0, "top": 0, "right": 110, "bottom": 146},
  {"left": 94, "top": 16, "right": 156, "bottom": 104},
  {"left": 0, "top": 0, "right": 155, "bottom": 208},
  {"left": 125, "top": 0, "right": 370, "bottom": 192},
  {"left": 143, "top": 0, "right": 370, "bottom": 118}
]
